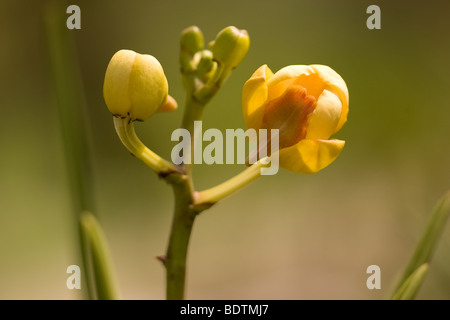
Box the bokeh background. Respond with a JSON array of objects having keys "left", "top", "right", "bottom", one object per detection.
[{"left": 1, "top": 0, "right": 450, "bottom": 299}]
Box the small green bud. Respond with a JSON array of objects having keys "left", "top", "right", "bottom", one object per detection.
[
  {"left": 210, "top": 26, "right": 250, "bottom": 68},
  {"left": 195, "top": 50, "right": 215, "bottom": 76},
  {"left": 180, "top": 26, "right": 204, "bottom": 54},
  {"left": 103, "top": 49, "right": 169, "bottom": 121}
]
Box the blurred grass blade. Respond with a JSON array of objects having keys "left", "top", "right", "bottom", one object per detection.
[
  {"left": 391, "top": 264, "right": 428, "bottom": 300},
  {"left": 44, "top": 0, "right": 97, "bottom": 299},
  {"left": 44, "top": 0, "right": 95, "bottom": 215},
  {"left": 392, "top": 191, "right": 450, "bottom": 297},
  {"left": 80, "top": 211, "right": 120, "bottom": 300}
]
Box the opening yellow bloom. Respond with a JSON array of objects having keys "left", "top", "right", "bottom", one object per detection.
[{"left": 242, "top": 64, "right": 349, "bottom": 174}]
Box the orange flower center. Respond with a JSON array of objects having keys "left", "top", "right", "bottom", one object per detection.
[{"left": 261, "top": 85, "right": 316, "bottom": 150}]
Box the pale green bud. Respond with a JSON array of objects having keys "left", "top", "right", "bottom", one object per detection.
[
  {"left": 195, "top": 49, "right": 215, "bottom": 76},
  {"left": 210, "top": 26, "right": 250, "bottom": 68},
  {"left": 180, "top": 26, "right": 204, "bottom": 54}
]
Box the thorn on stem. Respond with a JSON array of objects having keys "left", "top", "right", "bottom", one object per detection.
[{"left": 156, "top": 255, "right": 167, "bottom": 265}]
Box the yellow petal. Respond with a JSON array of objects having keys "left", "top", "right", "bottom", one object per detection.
[
  {"left": 311, "top": 65, "right": 349, "bottom": 132},
  {"left": 242, "top": 64, "right": 273, "bottom": 130},
  {"left": 306, "top": 89, "right": 342, "bottom": 140},
  {"left": 129, "top": 53, "right": 168, "bottom": 120},
  {"left": 103, "top": 49, "right": 135, "bottom": 116},
  {"left": 266, "top": 65, "right": 315, "bottom": 101},
  {"left": 278, "top": 139, "right": 345, "bottom": 174}
]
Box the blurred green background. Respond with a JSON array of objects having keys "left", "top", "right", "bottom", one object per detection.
[{"left": 1, "top": 0, "right": 450, "bottom": 299}]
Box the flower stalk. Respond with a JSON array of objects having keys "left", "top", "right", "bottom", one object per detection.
[
  {"left": 164, "top": 175, "right": 197, "bottom": 300},
  {"left": 113, "top": 117, "right": 181, "bottom": 176},
  {"left": 196, "top": 158, "right": 270, "bottom": 205},
  {"left": 163, "top": 93, "right": 205, "bottom": 299}
]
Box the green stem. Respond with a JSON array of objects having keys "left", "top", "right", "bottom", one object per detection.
[
  {"left": 196, "top": 158, "right": 269, "bottom": 205},
  {"left": 165, "top": 176, "right": 197, "bottom": 299},
  {"left": 164, "top": 94, "right": 205, "bottom": 300},
  {"left": 163, "top": 49, "right": 239, "bottom": 299},
  {"left": 179, "top": 95, "right": 205, "bottom": 191},
  {"left": 113, "top": 117, "right": 181, "bottom": 176}
]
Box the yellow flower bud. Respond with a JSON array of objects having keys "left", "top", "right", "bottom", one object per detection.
[
  {"left": 210, "top": 26, "right": 250, "bottom": 68},
  {"left": 242, "top": 64, "right": 349, "bottom": 174},
  {"left": 103, "top": 49, "right": 169, "bottom": 121}
]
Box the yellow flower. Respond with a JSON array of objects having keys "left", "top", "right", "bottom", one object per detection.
[
  {"left": 242, "top": 64, "right": 349, "bottom": 174},
  {"left": 103, "top": 49, "right": 176, "bottom": 121}
]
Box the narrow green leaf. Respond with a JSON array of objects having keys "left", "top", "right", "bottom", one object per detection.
[
  {"left": 392, "top": 191, "right": 450, "bottom": 298},
  {"left": 80, "top": 211, "right": 120, "bottom": 300},
  {"left": 392, "top": 264, "right": 429, "bottom": 300}
]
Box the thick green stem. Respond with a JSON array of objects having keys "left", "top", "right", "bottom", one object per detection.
[
  {"left": 165, "top": 176, "right": 197, "bottom": 299},
  {"left": 164, "top": 94, "right": 205, "bottom": 300},
  {"left": 164, "top": 48, "right": 241, "bottom": 299},
  {"left": 180, "top": 95, "right": 205, "bottom": 186}
]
